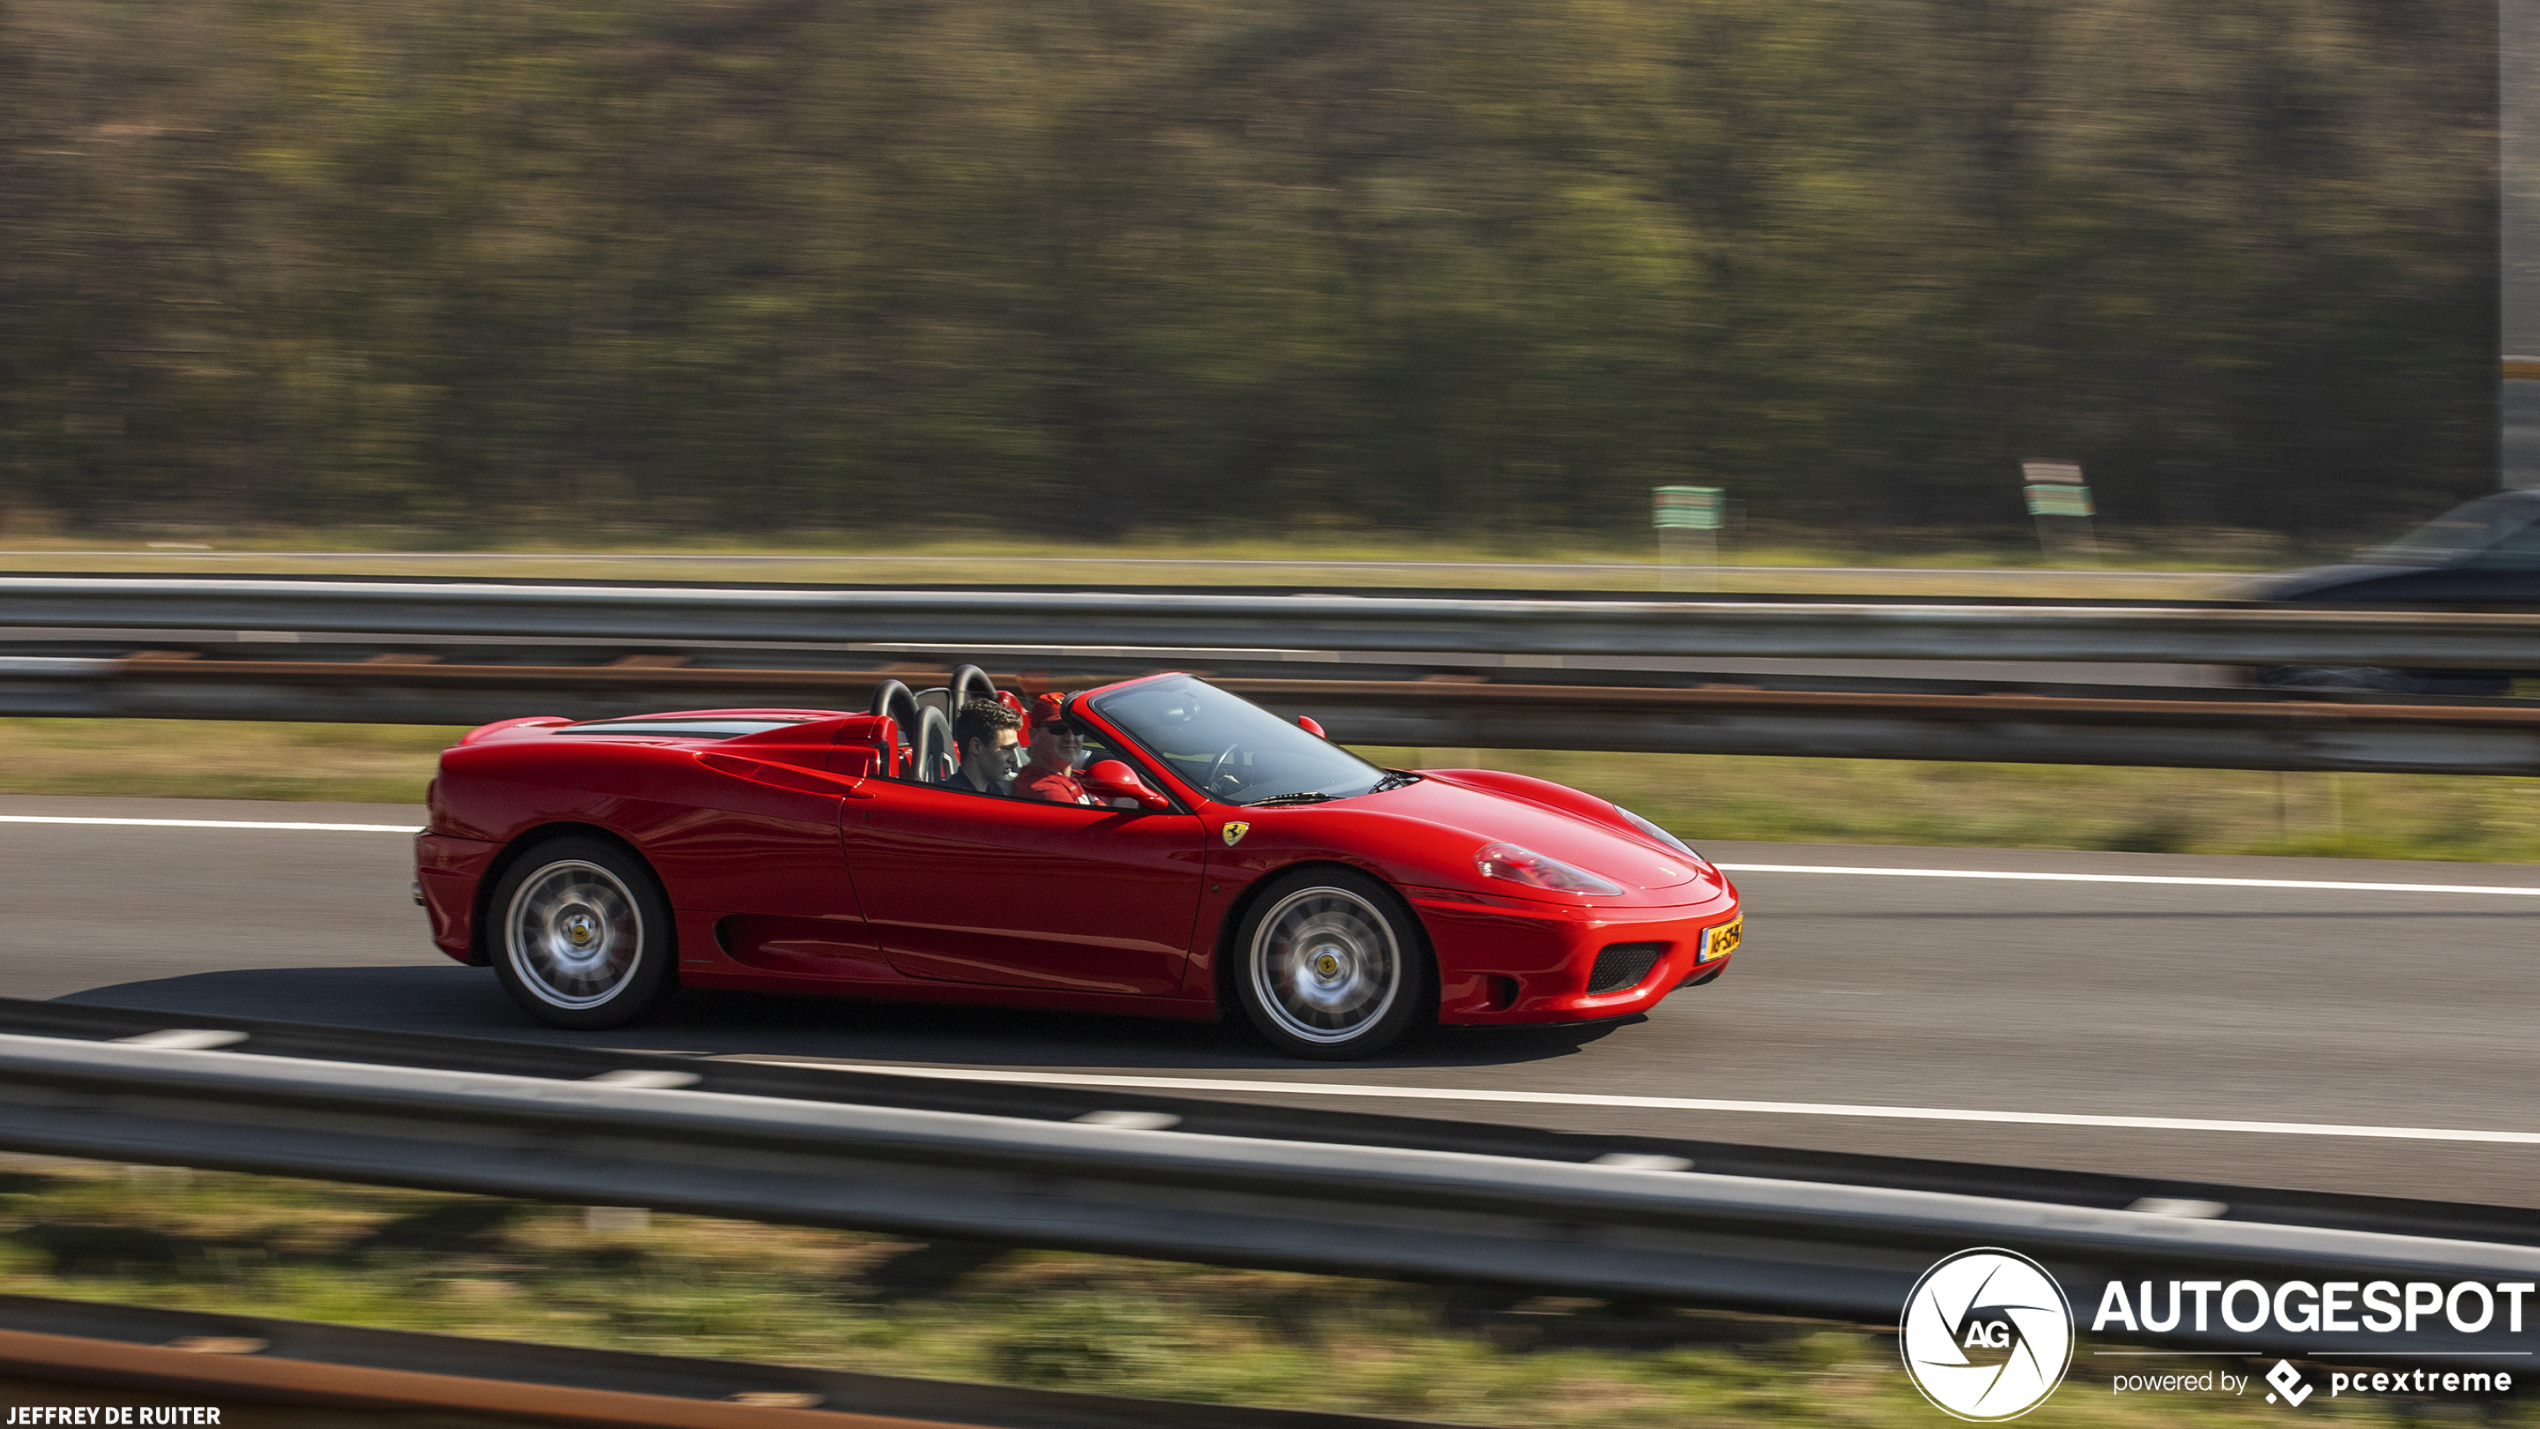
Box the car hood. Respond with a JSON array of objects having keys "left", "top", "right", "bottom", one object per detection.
[
  {"left": 2236, "top": 563, "right": 2435, "bottom": 601},
  {"left": 1345, "top": 775, "right": 1704, "bottom": 892}
]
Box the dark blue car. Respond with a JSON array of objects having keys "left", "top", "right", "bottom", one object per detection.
[{"left": 2247, "top": 490, "right": 2540, "bottom": 694}]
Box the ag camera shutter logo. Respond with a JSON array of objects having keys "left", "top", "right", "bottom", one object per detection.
[{"left": 1901, "top": 1248, "right": 2075, "bottom": 1420}]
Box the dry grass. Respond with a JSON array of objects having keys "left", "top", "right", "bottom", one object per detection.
[
  {"left": 0, "top": 530, "right": 2261, "bottom": 596},
  {"left": 1393, "top": 749, "right": 2540, "bottom": 863},
  {"left": 0, "top": 719, "right": 462, "bottom": 804}
]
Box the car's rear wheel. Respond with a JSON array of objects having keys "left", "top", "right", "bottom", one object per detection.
[
  {"left": 1234, "top": 869, "right": 1430, "bottom": 1060},
  {"left": 488, "top": 837, "right": 675, "bottom": 1029}
]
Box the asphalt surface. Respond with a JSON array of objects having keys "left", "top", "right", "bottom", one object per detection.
[{"left": 6, "top": 792, "right": 2537, "bottom": 1209}]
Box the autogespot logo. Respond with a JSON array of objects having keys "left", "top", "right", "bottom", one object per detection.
[{"left": 1901, "top": 1248, "right": 2077, "bottom": 1421}]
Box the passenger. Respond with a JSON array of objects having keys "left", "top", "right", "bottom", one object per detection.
[
  {"left": 1015, "top": 698, "right": 1097, "bottom": 805},
  {"left": 948, "top": 697, "right": 1025, "bottom": 795}
]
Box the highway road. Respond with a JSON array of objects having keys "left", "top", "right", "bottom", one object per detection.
[{"left": 5, "top": 792, "right": 2536, "bottom": 1210}]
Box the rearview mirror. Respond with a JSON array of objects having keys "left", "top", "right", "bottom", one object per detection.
[
  {"left": 1082, "top": 759, "right": 1171, "bottom": 810},
  {"left": 1296, "top": 715, "right": 1327, "bottom": 739}
]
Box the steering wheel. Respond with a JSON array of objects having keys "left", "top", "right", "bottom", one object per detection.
[
  {"left": 1204, "top": 742, "right": 1248, "bottom": 799},
  {"left": 868, "top": 679, "right": 921, "bottom": 775}
]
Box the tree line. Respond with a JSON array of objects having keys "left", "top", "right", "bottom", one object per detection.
[{"left": 0, "top": 0, "right": 2499, "bottom": 545}]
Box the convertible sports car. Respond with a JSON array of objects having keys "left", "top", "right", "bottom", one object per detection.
[{"left": 414, "top": 669, "right": 1741, "bottom": 1058}]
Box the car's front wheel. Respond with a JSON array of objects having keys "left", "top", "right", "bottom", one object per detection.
[
  {"left": 1233, "top": 869, "right": 1430, "bottom": 1060},
  {"left": 488, "top": 836, "right": 676, "bottom": 1029}
]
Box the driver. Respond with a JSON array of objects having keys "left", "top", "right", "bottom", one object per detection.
[
  {"left": 1015, "top": 695, "right": 1096, "bottom": 805},
  {"left": 949, "top": 698, "right": 1025, "bottom": 795}
]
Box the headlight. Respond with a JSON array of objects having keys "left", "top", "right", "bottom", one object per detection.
[
  {"left": 1475, "top": 843, "right": 1623, "bottom": 897},
  {"left": 1615, "top": 805, "right": 1702, "bottom": 862}
]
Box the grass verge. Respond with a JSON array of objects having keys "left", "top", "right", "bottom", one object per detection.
[
  {"left": 0, "top": 719, "right": 464, "bottom": 805},
  {"left": 1408, "top": 749, "right": 2540, "bottom": 864},
  {"left": 0, "top": 529, "right": 2278, "bottom": 596},
  {"left": 0, "top": 1158, "right": 2486, "bottom": 1427},
  {"left": 8, "top": 719, "right": 2538, "bottom": 864}
]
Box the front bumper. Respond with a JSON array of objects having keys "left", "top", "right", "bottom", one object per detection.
[{"left": 1412, "top": 885, "right": 1740, "bottom": 1025}]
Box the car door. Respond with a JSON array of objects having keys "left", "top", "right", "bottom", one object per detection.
[
  {"left": 842, "top": 778, "right": 1208, "bottom": 997},
  {"left": 638, "top": 749, "right": 881, "bottom": 976}
]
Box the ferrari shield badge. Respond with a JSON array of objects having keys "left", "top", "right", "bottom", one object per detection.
[{"left": 1220, "top": 822, "right": 1251, "bottom": 847}]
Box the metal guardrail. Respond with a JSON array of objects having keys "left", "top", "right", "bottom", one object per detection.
[
  {"left": 4, "top": 574, "right": 2538, "bottom": 666},
  {"left": 9, "top": 654, "right": 2540, "bottom": 774},
  {"left": 0, "top": 1031, "right": 2535, "bottom": 1360},
  {"left": 11, "top": 999, "right": 2527, "bottom": 1249}
]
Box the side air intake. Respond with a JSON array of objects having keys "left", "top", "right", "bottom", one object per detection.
[{"left": 1586, "top": 942, "right": 1665, "bottom": 994}]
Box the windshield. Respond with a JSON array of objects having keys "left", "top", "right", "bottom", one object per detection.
[
  {"left": 2368, "top": 494, "right": 2540, "bottom": 567},
  {"left": 1090, "top": 675, "right": 1394, "bottom": 805}
]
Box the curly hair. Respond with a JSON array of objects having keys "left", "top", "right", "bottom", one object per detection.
[{"left": 952, "top": 696, "right": 1022, "bottom": 753}]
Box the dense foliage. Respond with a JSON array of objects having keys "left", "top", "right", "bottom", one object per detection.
[{"left": 0, "top": 0, "right": 2498, "bottom": 542}]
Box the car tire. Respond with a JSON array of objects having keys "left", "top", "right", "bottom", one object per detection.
[
  {"left": 487, "top": 836, "right": 676, "bottom": 1030},
  {"left": 1233, "top": 868, "right": 1431, "bottom": 1060}
]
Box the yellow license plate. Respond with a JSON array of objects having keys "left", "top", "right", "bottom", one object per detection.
[{"left": 1701, "top": 917, "right": 1741, "bottom": 962}]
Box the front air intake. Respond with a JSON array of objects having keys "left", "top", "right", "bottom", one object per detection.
[{"left": 1586, "top": 942, "right": 1665, "bottom": 994}]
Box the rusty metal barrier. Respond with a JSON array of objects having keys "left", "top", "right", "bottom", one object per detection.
[
  {"left": 2, "top": 573, "right": 2536, "bottom": 666},
  {"left": 0, "top": 1291, "right": 1434, "bottom": 1429},
  {"left": 4, "top": 653, "right": 2539, "bottom": 774}
]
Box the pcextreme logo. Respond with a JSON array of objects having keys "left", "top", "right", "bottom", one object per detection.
[
  {"left": 2264, "top": 1360, "right": 2314, "bottom": 1406},
  {"left": 1900, "top": 1248, "right": 2076, "bottom": 1421}
]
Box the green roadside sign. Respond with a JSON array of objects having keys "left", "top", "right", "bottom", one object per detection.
[
  {"left": 2020, "top": 460, "right": 2093, "bottom": 518},
  {"left": 1653, "top": 485, "right": 1724, "bottom": 531}
]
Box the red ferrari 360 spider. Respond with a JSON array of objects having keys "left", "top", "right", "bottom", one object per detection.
[{"left": 415, "top": 668, "right": 1740, "bottom": 1058}]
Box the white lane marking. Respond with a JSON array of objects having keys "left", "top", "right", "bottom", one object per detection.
[
  {"left": 731, "top": 1060, "right": 2540, "bottom": 1146},
  {"left": 1715, "top": 862, "right": 2540, "bottom": 897},
  {"left": 0, "top": 815, "right": 419, "bottom": 833}
]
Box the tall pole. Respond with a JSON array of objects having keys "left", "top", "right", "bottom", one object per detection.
[{"left": 2506, "top": 0, "right": 2539, "bottom": 487}]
